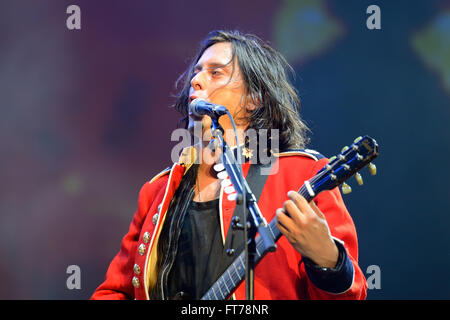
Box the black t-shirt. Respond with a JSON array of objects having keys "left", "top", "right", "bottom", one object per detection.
[{"left": 166, "top": 198, "right": 224, "bottom": 299}]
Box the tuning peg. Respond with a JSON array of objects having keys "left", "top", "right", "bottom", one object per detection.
[
  {"left": 341, "top": 182, "right": 352, "bottom": 194},
  {"left": 341, "top": 146, "right": 349, "bottom": 153},
  {"left": 354, "top": 136, "right": 363, "bottom": 143},
  {"left": 329, "top": 156, "right": 337, "bottom": 162},
  {"left": 368, "top": 163, "right": 377, "bottom": 176},
  {"left": 355, "top": 172, "right": 363, "bottom": 186}
]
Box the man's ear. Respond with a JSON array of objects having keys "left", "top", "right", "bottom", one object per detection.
[{"left": 246, "top": 92, "right": 260, "bottom": 111}]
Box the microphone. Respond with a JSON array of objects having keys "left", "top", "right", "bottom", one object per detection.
[{"left": 189, "top": 98, "right": 228, "bottom": 118}]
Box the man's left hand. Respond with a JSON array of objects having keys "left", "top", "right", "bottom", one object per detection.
[{"left": 276, "top": 190, "right": 339, "bottom": 268}]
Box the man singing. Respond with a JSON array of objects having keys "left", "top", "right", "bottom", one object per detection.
[{"left": 91, "top": 30, "right": 367, "bottom": 300}]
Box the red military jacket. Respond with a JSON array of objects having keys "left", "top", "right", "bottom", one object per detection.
[{"left": 91, "top": 147, "right": 367, "bottom": 300}]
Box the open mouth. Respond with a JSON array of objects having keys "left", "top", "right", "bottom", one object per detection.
[{"left": 189, "top": 95, "right": 198, "bottom": 104}]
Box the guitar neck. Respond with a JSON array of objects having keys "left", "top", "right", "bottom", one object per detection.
[{"left": 201, "top": 183, "right": 312, "bottom": 300}]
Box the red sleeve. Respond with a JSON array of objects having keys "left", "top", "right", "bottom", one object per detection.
[
  {"left": 301, "top": 159, "right": 368, "bottom": 300},
  {"left": 90, "top": 181, "right": 157, "bottom": 300}
]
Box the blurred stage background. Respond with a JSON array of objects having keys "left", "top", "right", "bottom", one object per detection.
[{"left": 0, "top": 0, "right": 449, "bottom": 299}]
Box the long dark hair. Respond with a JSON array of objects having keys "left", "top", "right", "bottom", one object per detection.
[{"left": 173, "top": 30, "right": 310, "bottom": 151}]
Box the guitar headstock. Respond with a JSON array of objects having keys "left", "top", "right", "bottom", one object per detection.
[{"left": 310, "top": 136, "right": 379, "bottom": 196}]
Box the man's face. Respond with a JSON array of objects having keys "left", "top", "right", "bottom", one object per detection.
[{"left": 187, "top": 42, "right": 248, "bottom": 140}]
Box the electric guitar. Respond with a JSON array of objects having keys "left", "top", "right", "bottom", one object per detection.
[{"left": 194, "top": 135, "right": 379, "bottom": 300}]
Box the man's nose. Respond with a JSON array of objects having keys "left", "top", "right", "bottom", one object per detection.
[{"left": 190, "top": 71, "right": 203, "bottom": 90}]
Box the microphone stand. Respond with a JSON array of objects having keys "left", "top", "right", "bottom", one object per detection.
[{"left": 209, "top": 115, "right": 277, "bottom": 300}]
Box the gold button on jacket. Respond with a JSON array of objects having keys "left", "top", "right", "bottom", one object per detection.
[
  {"left": 152, "top": 214, "right": 159, "bottom": 225},
  {"left": 133, "top": 264, "right": 140, "bottom": 275},
  {"left": 143, "top": 231, "right": 150, "bottom": 244},
  {"left": 132, "top": 276, "right": 140, "bottom": 288},
  {"left": 138, "top": 244, "right": 146, "bottom": 256}
]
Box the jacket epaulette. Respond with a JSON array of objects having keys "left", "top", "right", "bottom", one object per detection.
[
  {"left": 148, "top": 166, "right": 171, "bottom": 184},
  {"left": 275, "top": 149, "right": 325, "bottom": 161}
]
